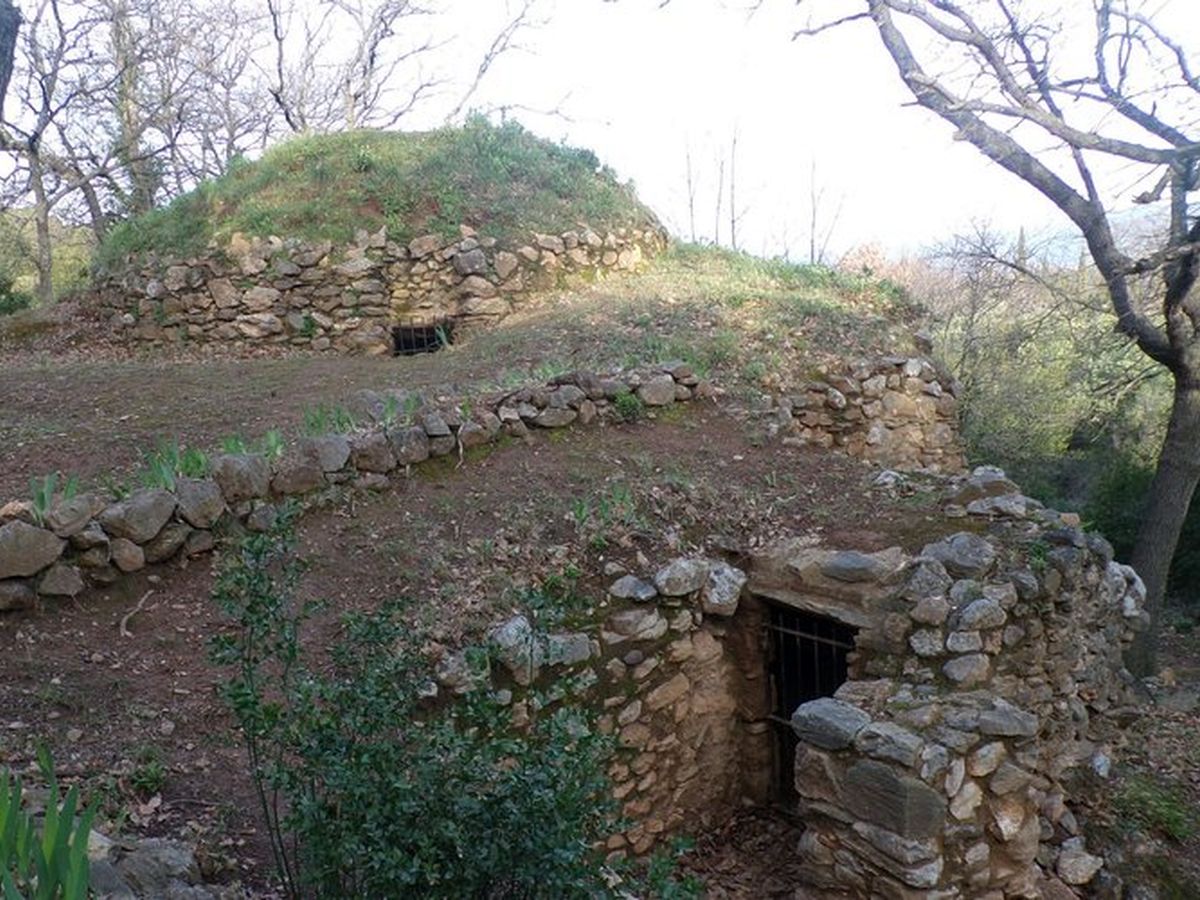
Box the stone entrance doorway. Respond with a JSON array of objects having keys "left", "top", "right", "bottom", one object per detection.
[{"left": 763, "top": 603, "right": 857, "bottom": 801}]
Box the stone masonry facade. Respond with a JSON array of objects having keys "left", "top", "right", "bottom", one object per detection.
[
  {"left": 762, "top": 355, "right": 965, "bottom": 472},
  {"left": 91, "top": 224, "right": 667, "bottom": 354}
]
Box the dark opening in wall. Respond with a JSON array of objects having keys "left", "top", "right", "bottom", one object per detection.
[
  {"left": 393, "top": 315, "right": 453, "bottom": 356},
  {"left": 764, "top": 603, "right": 857, "bottom": 801}
]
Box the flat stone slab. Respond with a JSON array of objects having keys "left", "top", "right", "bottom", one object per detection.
[
  {"left": 844, "top": 760, "right": 946, "bottom": 840},
  {"left": 791, "top": 697, "right": 871, "bottom": 750}
]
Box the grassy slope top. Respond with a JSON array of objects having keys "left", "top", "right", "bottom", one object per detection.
[{"left": 96, "top": 119, "right": 658, "bottom": 270}]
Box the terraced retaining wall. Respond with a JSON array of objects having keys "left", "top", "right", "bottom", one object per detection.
[
  {"left": 91, "top": 224, "right": 667, "bottom": 354},
  {"left": 0, "top": 362, "right": 707, "bottom": 610}
]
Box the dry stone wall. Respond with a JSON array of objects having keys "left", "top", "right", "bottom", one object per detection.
[
  {"left": 478, "top": 554, "right": 770, "bottom": 859},
  {"left": 455, "top": 462, "right": 1146, "bottom": 892},
  {"left": 762, "top": 355, "right": 965, "bottom": 472},
  {"left": 91, "top": 224, "right": 666, "bottom": 354},
  {"left": 773, "top": 468, "right": 1150, "bottom": 899},
  {"left": 0, "top": 362, "right": 708, "bottom": 611}
]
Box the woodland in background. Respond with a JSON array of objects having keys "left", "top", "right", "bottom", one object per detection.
[{"left": 910, "top": 226, "right": 1200, "bottom": 617}]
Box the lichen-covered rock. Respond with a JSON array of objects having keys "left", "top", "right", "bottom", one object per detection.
[
  {"left": 700, "top": 561, "right": 746, "bottom": 616},
  {"left": 110, "top": 538, "right": 146, "bottom": 573},
  {"left": 978, "top": 699, "right": 1039, "bottom": 737},
  {"left": 843, "top": 760, "right": 946, "bottom": 841},
  {"left": 654, "top": 558, "right": 709, "bottom": 596},
  {"left": 300, "top": 434, "right": 352, "bottom": 472},
  {"left": 348, "top": 432, "right": 396, "bottom": 473},
  {"left": 272, "top": 456, "right": 325, "bottom": 495},
  {"left": 175, "top": 478, "right": 226, "bottom": 529},
  {"left": 0, "top": 521, "right": 65, "bottom": 578},
  {"left": 854, "top": 722, "right": 924, "bottom": 767},
  {"left": 210, "top": 455, "right": 271, "bottom": 504},
  {"left": 143, "top": 523, "right": 192, "bottom": 563},
  {"left": 821, "top": 550, "right": 890, "bottom": 583},
  {"left": 489, "top": 614, "right": 539, "bottom": 686},
  {"left": 637, "top": 374, "right": 677, "bottom": 407},
  {"left": 921, "top": 532, "right": 996, "bottom": 578},
  {"left": 390, "top": 426, "right": 431, "bottom": 465},
  {"left": 0, "top": 579, "right": 36, "bottom": 611},
  {"left": 45, "top": 494, "right": 105, "bottom": 537},
  {"left": 38, "top": 563, "right": 84, "bottom": 597},
  {"left": 609, "top": 575, "right": 658, "bottom": 602},
  {"left": 942, "top": 653, "right": 990, "bottom": 685}
]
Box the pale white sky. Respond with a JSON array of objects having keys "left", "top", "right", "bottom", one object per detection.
[
  {"left": 453, "top": 0, "right": 1062, "bottom": 260},
  {"left": 428, "top": 0, "right": 1194, "bottom": 261}
]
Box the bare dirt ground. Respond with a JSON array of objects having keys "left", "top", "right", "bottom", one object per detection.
[{"left": 0, "top": 251, "right": 914, "bottom": 502}]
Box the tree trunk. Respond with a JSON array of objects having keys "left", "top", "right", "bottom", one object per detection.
[
  {"left": 1127, "top": 378, "right": 1200, "bottom": 675},
  {"left": 0, "top": 0, "right": 19, "bottom": 108},
  {"left": 29, "top": 157, "right": 54, "bottom": 305}
]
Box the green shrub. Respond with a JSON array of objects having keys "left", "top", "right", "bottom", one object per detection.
[
  {"left": 210, "top": 512, "right": 626, "bottom": 898},
  {"left": 1085, "top": 451, "right": 1200, "bottom": 598},
  {"left": 613, "top": 390, "right": 645, "bottom": 422},
  {"left": 1, "top": 749, "right": 93, "bottom": 899},
  {"left": 0, "top": 276, "right": 32, "bottom": 316},
  {"left": 28, "top": 474, "right": 78, "bottom": 527},
  {"left": 139, "top": 439, "right": 210, "bottom": 490},
  {"left": 302, "top": 405, "right": 356, "bottom": 436}
]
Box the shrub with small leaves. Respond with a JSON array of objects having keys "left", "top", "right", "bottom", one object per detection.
[
  {"left": 613, "top": 390, "right": 645, "bottom": 423},
  {"left": 209, "top": 514, "right": 661, "bottom": 899}
]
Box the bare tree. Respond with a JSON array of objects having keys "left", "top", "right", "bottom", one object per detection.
[
  {"left": 807, "top": 157, "right": 842, "bottom": 265},
  {"left": 683, "top": 138, "right": 698, "bottom": 242},
  {"left": 263, "top": 0, "right": 541, "bottom": 134},
  {"left": 0, "top": 0, "right": 126, "bottom": 302},
  {"left": 798, "top": 0, "right": 1200, "bottom": 673},
  {"left": 713, "top": 154, "right": 724, "bottom": 246}
]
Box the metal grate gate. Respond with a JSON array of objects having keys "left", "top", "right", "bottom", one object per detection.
[
  {"left": 764, "top": 603, "right": 857, "bottom": 801},
  {"left": 392, "top": 315, "right": 453, "bottom": 356}
]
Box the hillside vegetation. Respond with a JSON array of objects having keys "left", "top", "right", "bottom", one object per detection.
[{"left": 95, "top": 119, "right": 658, "bottom": 271}]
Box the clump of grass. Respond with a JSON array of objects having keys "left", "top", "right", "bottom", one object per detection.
[
  {"left": 1113, "top": 774, "right": 1196, "bottom": 842},
  {"left": 95, "top": 118, "right": 658, "bottom": 270},
  {"left": 613, "top": 390, "right": 645, "bottom": 422},
  {"left": 303, "top": 404, "right": 356, "bottom": 435},
  {"left": 140, "top": 438, "right": 210, "bottom": 490}
]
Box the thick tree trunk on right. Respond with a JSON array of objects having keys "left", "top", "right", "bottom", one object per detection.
[{"left": 1127, "top": 379, "right": 1200, "bottom": 675}]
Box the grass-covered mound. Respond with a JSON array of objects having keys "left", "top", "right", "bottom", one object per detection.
[{"left": 96, "top": 118, "right": 658, "bottom": 270}]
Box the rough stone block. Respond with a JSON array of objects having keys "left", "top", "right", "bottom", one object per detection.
[
  {"left": 844, "top": 760, "right": 946, "bottom": 840},
  {"left": 791, "top": 697, "right": 871, "bottom": 750}
]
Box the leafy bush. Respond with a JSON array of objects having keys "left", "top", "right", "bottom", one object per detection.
[
  {"left": 210, "top": 512, "right": 626, "bottom": 898},
  {"left": 613, "top": 390, "right": 645, "bottom": 423},
  {"left": 1085, "top": 451, "right": 1200, "bottom": 600},
  {"left": 0, "top": 274, "right": 32, "bottom": 316},
  {"left": 1, "top": 749, "right": 93, "bottom": 899}
]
